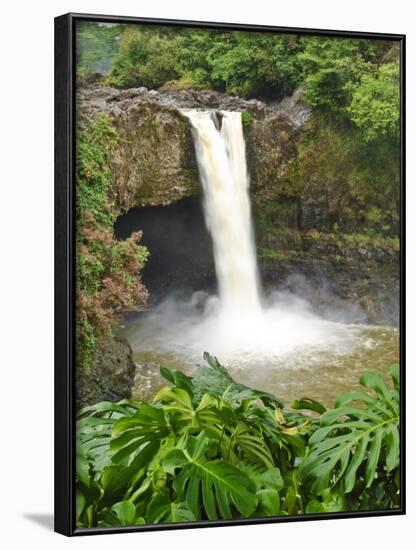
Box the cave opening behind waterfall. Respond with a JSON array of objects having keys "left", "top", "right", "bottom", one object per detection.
[{"left": 114, "top": 196, "right": 216, "bottom": 305}]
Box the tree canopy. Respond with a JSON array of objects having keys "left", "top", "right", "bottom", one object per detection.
[{"left": 76, "top": 22, "right": 400, "bottom": 144}]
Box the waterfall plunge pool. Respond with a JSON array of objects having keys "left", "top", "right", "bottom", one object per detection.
[{"left": 119, "top": 291, "right": 399, "bottom": 409}]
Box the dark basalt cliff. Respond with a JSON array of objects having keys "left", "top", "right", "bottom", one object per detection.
[
  {"left": 77, "top": 84, "right": 310, "bottom": 209},
  {"left": 76, "top": 336, "right": 136, "bottom": 410}
]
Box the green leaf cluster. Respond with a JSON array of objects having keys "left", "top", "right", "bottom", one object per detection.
[
  {"left": 348, "top": 62, "right": 400, "bottom": 143},
  {"left": 106, "top": 27, "right": 304, "bottom": 98},
  {"left": 76, "top": 354, "right": 400, "bottom": 527},
  {"left": 76, "top": 21, "right": 122, "bottom": 76},
  {"left": 300, "top": 366, "right": 400, "bottom": 496}
]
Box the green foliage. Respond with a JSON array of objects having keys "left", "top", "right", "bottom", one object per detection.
[
  {"left": 76, "top": 21, "right": 122, "bottom": 76},
  {"left": 298, "top": 37, "right": 368, "bottom": 114},
  {"left": 348, "top": 62, "right": 400, "bottom": 142},
  {"left": 76, "top": 354, "right": 400, "bottom": 527},
  {"left": 206, "top": 33, "right": 303, "bottom": 97},
  {"left": 288, "top": 113, "right": 399, "bottom": 225},
  {"left": 163, "top": 431, "right": 258, "bottom": 520},
  {"left": 76, "top": 116, "right": 149, "bottom": 370},
  {"left": 241, "top": 111, "right": 254, "bottom": 127},
  {"left": 301, "top": 365, "right": 400, "bottom": 494},
  {"left": 107, "top": 27, "right": 304, "bottom": 99},
  {"left": 110, "top": 26, "right": 179, "bottom": 89},
  {"left": 76, "top": 115, "right": 117, "bottom": 226},
  {"left": 297, "top": 38, "right": 399, "bottom": 140}
]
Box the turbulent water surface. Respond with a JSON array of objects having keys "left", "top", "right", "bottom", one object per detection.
[
  {"left": 120, "top": 110, "right": 399, "bottom": 407},
  {"left": 120, "top": 294, "right": 399, "bottom": 408}
]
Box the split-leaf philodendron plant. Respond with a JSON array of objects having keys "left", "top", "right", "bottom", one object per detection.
[{"left": 76, "top": 353, "right": 400, "bottom": 527}]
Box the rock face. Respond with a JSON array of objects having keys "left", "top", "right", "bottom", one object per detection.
[
  {"left": 271, "top": 88, "right": 312, "bottom": 128},
  {"left": 256, "top": 229, "right": 399, "bottom": 325},
  {"left": 78, "top": 86, "right": 199, "bottom": 209},
  {"left": 76, "top": 336, "right": 136, "bottom": 410},
  {"left": 77, "top": 85, "right": 305, "bottom": 210},
  {"left": 245, "top": 112, "right": 299, "bottom": 198}
]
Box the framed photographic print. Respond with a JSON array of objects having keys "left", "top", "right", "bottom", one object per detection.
[{"left": 54, "top": 12, "right": 405, "bottom": 536}]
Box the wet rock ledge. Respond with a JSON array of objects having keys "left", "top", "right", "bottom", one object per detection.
[
  {"left": 76, "top": 336, "right": 135, "bottom": 410},
  {"left": 77, "top": 84, "right": 311, "bottom": 211}
]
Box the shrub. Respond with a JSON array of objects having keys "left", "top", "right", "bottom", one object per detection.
[
  {"left": 76, "top": 116, "right": 149, "bottom": 370},
  {"left": 241, "top": 111, "right": 254, "bottom": 127},
  {"left": 348, "top": 62, "right": 400, "bottom": 143}
]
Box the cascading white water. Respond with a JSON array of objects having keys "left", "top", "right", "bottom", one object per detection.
[{"left": 184, "top": 110, "right": 261, "bottom": 314}]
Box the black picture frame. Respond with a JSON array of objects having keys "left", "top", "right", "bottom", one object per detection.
[{"left": 54, "top": 12, "right": 406, "bottom": 537}]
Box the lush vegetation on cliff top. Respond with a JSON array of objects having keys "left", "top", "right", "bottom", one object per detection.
[
  {"left": 77, "top": 22, "right": 400, "bottom": 144},
  {"left": 76, "top": 353, "right": 400, "bottom": 527},
  {"left": 77, "top": 22, "right": 400, "bottom": 228}
]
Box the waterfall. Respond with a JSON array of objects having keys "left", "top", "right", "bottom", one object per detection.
[
  {"left": 184, "top": 110, "right": 261, "bottom": 314},
  {"left": 123, "top": 110, "right": 363, "bottom": 373}
]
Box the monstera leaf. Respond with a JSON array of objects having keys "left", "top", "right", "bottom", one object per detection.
[
  {"left": 242, "top": 403, "right": 306, "bottom": 461},
  {"left": 238, "top": 461, "right": 284, "bottom": 516},
  {"left": 99, "top": 501, "right": 145, "bottom": 526},
  {"left": 77, "top": 400, "right": 139, "bottom": 473},
  {"left": 155, "top": 386, "right": 276, "bottom": 468},
  {"left": 84, "top": 403, "right": 173, "bottom": 501},
  {"left": 225, "top": 420, "right": 276, "bottom": 468},
  {"left": 147, "top": 495, "right": 196, "bottom": 524},
  {"left": 159, "top": 366, "right": 195, "bottom": 399},
  {"left": 300, "top": 366, "right": 400, "bottom": 495},
  {"left": 110, "top": 404, "right": 171, "bottom": 465},
  {"left": 192, "top": 353, "right": 283, "bottom": 408},
  {"left": 163, "top": 431, "right": 258, "bottom": 520},
  {"left": 153, "top": 386, "right": 226, "bottom": 435}
]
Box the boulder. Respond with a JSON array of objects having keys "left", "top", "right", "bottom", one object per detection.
[{"left": 76, "top": 336, "right": 136, "bottom": 410}]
